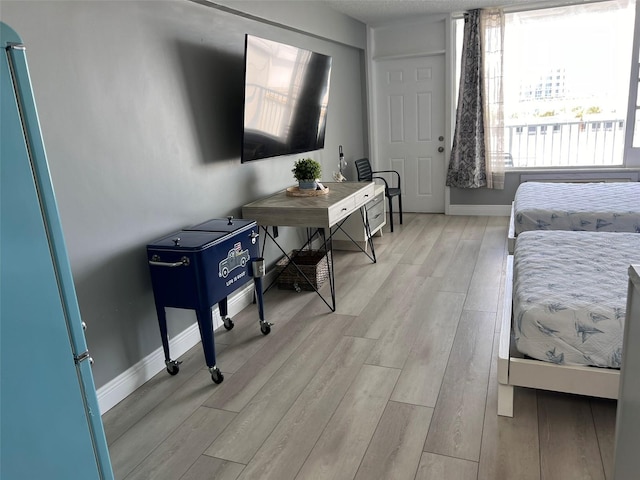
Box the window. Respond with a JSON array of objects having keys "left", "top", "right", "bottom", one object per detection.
[{"left": 455, "top": 0, "right": 636, "bottom": 168}]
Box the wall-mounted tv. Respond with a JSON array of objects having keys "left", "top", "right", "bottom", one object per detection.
[{"left": 241, "top": 35, "right": 332, "bottom": 163}]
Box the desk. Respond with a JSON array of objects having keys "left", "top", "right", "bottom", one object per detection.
[{"left": 242, "top": 181, "right": 377, "bottom": 310}]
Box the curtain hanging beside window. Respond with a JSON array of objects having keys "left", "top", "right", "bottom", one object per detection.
[
  {"left": 447, "top": 8, "right": 505, "bottom": 190},
  {"left": 481, "top": 8, "right": 505, "bottom": 189}
]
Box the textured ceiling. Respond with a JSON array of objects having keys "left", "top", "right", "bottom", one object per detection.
[{"left": 321, "top": 0, "right": 546, "bottom": 25}]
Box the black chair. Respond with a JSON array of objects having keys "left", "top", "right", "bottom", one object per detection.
[{"left": 354, "top": 158, "right": 403, "bottom": 232}]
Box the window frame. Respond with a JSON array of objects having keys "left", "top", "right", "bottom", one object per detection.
[{"left": 624, "top": 0, "right": 640, "bottom": 166}]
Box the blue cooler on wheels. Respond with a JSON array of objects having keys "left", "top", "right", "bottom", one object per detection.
[{"left": 146, "top": 217, "right": 269, "bottom": 384}]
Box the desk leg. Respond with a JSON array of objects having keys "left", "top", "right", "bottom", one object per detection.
[
  {"left": 330, "top": 209, "right": 376, "bottom": 264},
  {"left": 319, "top": 228, "right": 336, "bottom": 311},
  {"left": 361, "top": 206, "right": 377, "bottom": 263},
  {"left": 196, "top": 306, "right": 223, "bottom": 384},
  {"left": 261, "top": 226, "right": 337, "bottom": 312}
]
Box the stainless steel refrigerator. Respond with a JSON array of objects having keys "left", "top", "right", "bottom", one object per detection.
[{"left": 1, "top": 22, "right": 114, "bottom": 479}]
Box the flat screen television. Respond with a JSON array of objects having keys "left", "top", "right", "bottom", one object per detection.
[{"left": 241, "top": 35, "right": 332, "bottom": 163}]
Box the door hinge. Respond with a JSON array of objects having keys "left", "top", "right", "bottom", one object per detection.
[{"left": 74, "top": 350, "right": 92, "bottom": 364}]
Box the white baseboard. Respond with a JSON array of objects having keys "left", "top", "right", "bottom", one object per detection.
[
  {"left": 97, "top": 281, "right": 257, "bottom": 414},
  {"left": 447, "top": 204, "right": 512, "bottom": 216}
]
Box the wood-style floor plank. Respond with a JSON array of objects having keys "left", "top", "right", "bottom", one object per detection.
[
  {"left": 344, "top": 264, "right": 424, "bottom": 340},
  {"left": 461, "top": 215, "right": 489, "bottom": 241},
  {"left": 103, "top": 344, "right": 204, "bottom": 445},
  {"left": 417, "top": 215, "right": 469, "bottom": 278},
  {"left": 179, "top": 456, "right": 244, "bottom": 480},
  {"left": 478, "top": 333, "right": 540, "bottom": 480},
  {"left": 202, "top": 300, "right": 320, "bottom": 412},
  {"left": 204, "top": 314, "right": 352, "bottom": 464},
  {"left": 591, "top": 398, "right": 617, "bottom": 480},
  {"left": 438, "top": 238, "right": 482, "bottom": 293},
  {"left": 390, "top": 290, "right": 466, "bottom": 407},
  {"left": 235, "top": 336, "right": 376, "bottom": 480},
  {"left": 398, "top": 214, "right": 445, "bottom": 265},
  {"left": 363, "top": 269, "right": 432, "bottom": 369},
  {"left": 414, "top": 452, "right": 478, "bottom": 480},
  {"left": 463, "top": 225, "right": 506, "bottom": 313},
  {"left": 538, "top": 391, "right": 606, "bottom": 480},
  {"left": 124, "top": 406, "right": 235, "bottom": 480},
  {"left": 423, "top": 310, "right": 495, "bottom": 462},
  {"left": 108, "top": 370, "right": 235, "bottom": 479},
  {"left": 353, "top": 401, "right": 433, "bottom": 480},
  {"left": 294, "top": 364, "right": 400, "bottom": 480}
]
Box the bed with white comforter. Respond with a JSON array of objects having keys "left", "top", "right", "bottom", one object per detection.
[
  {"left": 513, "top": 182, "right": 640, "bottom": 236},
  {"left": 498, "top": 230, "right": 640, "bottom": 416},
  {"left": 513, "top": 230, "right": 640, "bottom": 368}
]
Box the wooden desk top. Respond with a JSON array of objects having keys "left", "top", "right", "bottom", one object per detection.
[{"left": 242, "top": 181, "right": 376, "bottom": 228}]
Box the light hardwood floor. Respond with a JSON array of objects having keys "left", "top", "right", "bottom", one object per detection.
[{"left": 103, "top": 214, "right": 617, "bottom": 480}]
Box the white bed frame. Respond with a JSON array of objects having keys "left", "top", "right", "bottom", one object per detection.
[
  {"left": 507, "top": 202, "right": 516, "bottom": 254},
  {"left": 497, "top": 255, "right": 620, "bottom": 417}
]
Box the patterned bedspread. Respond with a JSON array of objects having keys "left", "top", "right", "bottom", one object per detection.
[
  {"left": 513, "top": 230, "right": 640, "bottom": 368},
  {"left": 514, "top": 182, "right": 640, "bottom": 235}
]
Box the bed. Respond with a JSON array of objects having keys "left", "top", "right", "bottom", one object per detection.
[
  {"left": 498, "top": 230, "right": 640, "bottom": 417},
  {"left": 507, "top": 181, "right": 640, "bottom": 253}
]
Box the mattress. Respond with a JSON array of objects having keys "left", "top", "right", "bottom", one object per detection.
[
  {"left": 513, "top": 182, "right": 640, "bottom": 235},
  {"left": 513, "top": 230, "right": 640, "bottom": 368}
]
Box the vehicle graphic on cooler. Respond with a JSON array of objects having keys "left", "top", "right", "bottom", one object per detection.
[{"left": 219, "top": 242, "right": 250, "bottom": 278}]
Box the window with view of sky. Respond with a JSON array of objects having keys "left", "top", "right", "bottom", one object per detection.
[{"left": 455, "top": 0, "right": 636, "bottom": 168}]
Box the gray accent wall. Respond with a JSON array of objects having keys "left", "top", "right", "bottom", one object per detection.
[{"left": 1, "top": 0, "right": 368, "bottom": 388}]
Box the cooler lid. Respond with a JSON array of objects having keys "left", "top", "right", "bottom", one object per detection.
[
  {"left": 186, "top": 217, "right": 256, "bottom": 233},
  {"left": 147, "top": 230, "right": 227, "bottom": 251}
]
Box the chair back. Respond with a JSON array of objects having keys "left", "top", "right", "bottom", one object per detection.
[{"left": 354, "top": 158, "right": 373, "bottom": 182}]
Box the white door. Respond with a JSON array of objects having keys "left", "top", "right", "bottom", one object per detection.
[{"left": 374, "top": 54, "right": 446, "bottom": 213}]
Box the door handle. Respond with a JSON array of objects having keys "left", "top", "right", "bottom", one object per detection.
[
  {"left": 438, "top": 146, "right": 444, "bottom": 153},
  {"left": 439, "top": 136, "right": 444, "bottom": 142}
]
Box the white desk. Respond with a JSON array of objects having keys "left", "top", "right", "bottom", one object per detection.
[
  {"left": 242, "top": 181, "right": 376, "bottom": 229},
  {"left": 242, "top": 181, "right": 377, "bottom": 310}
]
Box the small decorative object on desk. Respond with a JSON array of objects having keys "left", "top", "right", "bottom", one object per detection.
[
  {"left": 333, "top": 145, "right": 347, "bottom": 182},
  {"left": 292, "top": 158, "right": 322, "bottom": 190},
  {"left": 286, "top": 185, "right": 329, "bottom": 197}
]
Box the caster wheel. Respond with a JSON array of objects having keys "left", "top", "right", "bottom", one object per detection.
[
  {"left": 260, "top": 322, "right": 271, "bottom": 335},
  {"left": 166, "top": 362, "right": 180, "bottom": 376},
  {"left": 223, "top": 318, "right": 234, "bottom": 330},
  {"left": 211, "top": 368, "right": 224, "bottom": 384}
]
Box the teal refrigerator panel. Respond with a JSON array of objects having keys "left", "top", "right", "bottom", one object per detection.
[{"left": 0, "top": 22, "right": 114, "bottom": 479}]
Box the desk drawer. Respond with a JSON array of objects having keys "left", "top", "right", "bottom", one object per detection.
[
  {"left": 354, "top": 183, "right": 375, "bottom": 208},
  {"left": 367, "top": 198, "right": 385, "bottom": 231},
  {"left": 328, "top": 196, "right": 356, "bottom": 224}
]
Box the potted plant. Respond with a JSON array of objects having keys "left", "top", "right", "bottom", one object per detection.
[{"left": 292, "top": 158, "right": 322, "bottom": 190}]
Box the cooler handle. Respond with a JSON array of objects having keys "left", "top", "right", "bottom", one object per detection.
[{"left": 149, "top": 255, "right": 190, "bottom": 267}]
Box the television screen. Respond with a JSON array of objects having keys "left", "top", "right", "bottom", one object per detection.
[{"left": 241, "top": 35, "right": 332, "bottom": 163}]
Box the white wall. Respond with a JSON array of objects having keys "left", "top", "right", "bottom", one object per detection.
[{"left": 0, "top": 0, "right": 368, "bottom": 394}]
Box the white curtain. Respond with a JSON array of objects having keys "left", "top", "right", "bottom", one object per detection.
[{"left": 481, "top": 8, "right": 505, "bottom": 190}]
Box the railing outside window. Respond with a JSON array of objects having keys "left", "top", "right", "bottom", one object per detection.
[{"left": 506, "top": 119, "right": 626, "bottom": 168}]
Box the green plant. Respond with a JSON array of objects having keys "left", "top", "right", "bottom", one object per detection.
[{"left": 292, "top": 158, "right": 322, "bottom": 181}]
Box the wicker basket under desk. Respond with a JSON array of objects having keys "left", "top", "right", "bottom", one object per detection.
[{"left": 276, "top": 249, "right": 331, "bottom": 291}]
